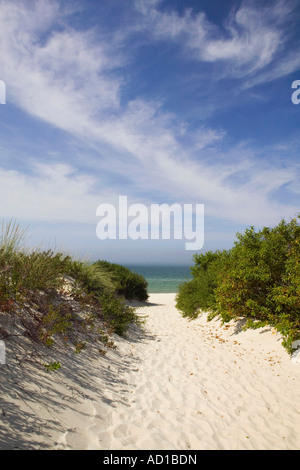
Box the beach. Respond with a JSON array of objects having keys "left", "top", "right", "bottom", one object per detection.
[{"left": 1, "top": 293, "right": 300, "bottom": 450}]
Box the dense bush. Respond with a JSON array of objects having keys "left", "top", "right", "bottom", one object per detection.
[
  {"left": 176, "top": 216, "right": 300, "bottom": 352},
  {"left": 94, "top": 260, "right": 148, "bottom": 301},
  {"left": 176, "top": 251, "right": 225, "bottom": 318},
  {"left": 97, "top": 290, "right": 138, "bottom": 336}
]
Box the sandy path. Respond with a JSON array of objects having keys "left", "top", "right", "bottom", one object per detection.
[
  {"left": 1, "top": 293, "right": 300, "bottom": 450},
  {"left": 85, "top": 293, "right": 300, "bottom": 450}
]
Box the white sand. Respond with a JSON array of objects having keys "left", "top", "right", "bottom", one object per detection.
[{"left": 1, "top": 293, "right": 300, "bottom": 450}]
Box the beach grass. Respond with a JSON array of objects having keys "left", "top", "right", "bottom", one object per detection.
[{"left": 0, "top": 219, "right": 146, "bottom": 362}]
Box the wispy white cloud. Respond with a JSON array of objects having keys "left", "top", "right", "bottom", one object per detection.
[
  {"left": 0, "top": 0, "right": 122, "bottom": 136},
  {"left": 134, "top": 0, "right": 299, "bottom": 81},
  {"left": 145, "top": 146, "right": 300, "bottom": 226},
  {"left": 1, "top": 147, "right": 297, "bottom": 229},
  {"left": 0, "top": 0, "right": 298, "bottom": 236},
  {"left": 0, "top": 161, "right": 105, "bottom": 223}
]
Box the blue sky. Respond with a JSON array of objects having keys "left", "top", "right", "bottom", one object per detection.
[{"left": 0, "top": 0, "right": 299, "bottom": 265}]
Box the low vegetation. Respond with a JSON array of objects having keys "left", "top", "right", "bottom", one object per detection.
[
  {"left": 94, "top": 260, "right": 148, "bottom": 302},
  {"left": 0, "top": 220, "right": 148, "bottom": 367},
  {"left": 176, "top": 216, "right": 300, "bottom": 353}
]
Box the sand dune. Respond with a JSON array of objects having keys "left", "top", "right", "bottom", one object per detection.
[{"left": 1, "top": 293, "right": 300, "bottom": 450}]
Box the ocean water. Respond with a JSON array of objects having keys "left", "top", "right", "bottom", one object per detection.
[{"left": 126, "top": 265, "right": 192, "bottom": 293}]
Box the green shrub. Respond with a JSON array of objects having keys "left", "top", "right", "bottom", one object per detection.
[
  {"left": 176, "top": 250, "right": 226, "bottom": 318},
  {"left": 176, "top": 277, "right": 206, "bottom": 318},
  {"left": 270, "top": 232, "right": 300, "bottom": 351},
  {"left": 93, "top": 260, "right": 148, "bottom": 301},
  {"left": 216, "top": 218, "right": 300, "bottom": 342},
  {"left": 176, "top": 216, "right": 300, "bottom": 353},
  {"left": 97, "top": 290, "right": 139, "bottom": 336},
  {"left": 43, "top": 361, "right": 61, "bottom": 373}
]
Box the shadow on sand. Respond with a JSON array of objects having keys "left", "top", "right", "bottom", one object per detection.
[{"left": 0, "top": 313, "right": 154, "bottom": 449}]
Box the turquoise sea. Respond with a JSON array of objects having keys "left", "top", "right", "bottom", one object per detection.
[{"left": 126, "top": 265, "right": 192, "bottom": 294}]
